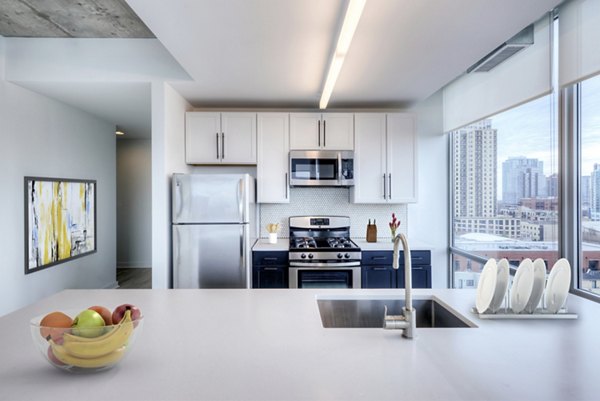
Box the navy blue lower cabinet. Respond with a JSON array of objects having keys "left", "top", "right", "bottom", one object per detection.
[
  {"left": 361, "top": 250, "right": 431, "bottom": 289},
  {"left": 252, "top": 251, "right": 289, "bottom": 288},
  {"left": 253, "top": 266, "right": 287, "bottom": 288},
  {"left": 397, "top": 265, "right": 432, "bottom": 289},
  {"left": 362, "top": 265, "right": 397, "bottom": 288}
]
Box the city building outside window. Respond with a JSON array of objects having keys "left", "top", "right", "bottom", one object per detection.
[
  {"left": 451, "top": 95, "right": 559, "bottom": 289},
  {"left": 578, "top": 74, "right": 600, "bottom": 296}
]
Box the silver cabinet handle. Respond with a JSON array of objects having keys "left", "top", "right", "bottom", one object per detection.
[
  {"left": 221, "top": 132, "right": 225, "bottom": 160},
  {"left": 323, "top": 120, "right": 326, "bottom": 147},
  {"left": 216, "top": 132, "right": 219, "bottom": 159},
  {"left": 318, "top": 120, "right": 321, "bottom": 147},
  {"left": 285, "top": 172, "right": 288, "bottom": 199},
  {"left": 388, "top": 173, "right": 392, "bottom": 200},
  {"left": 337, "top": 152, "right": 342, "bottom": 184},
  {"left": 383, "top": 174, "right": 387, "bottom": 199}
]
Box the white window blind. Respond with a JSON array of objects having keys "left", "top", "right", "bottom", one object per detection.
[
  {"left": 443, "top": 15, "right": 552, "bottom": 132},
  {"left": 559, "top": 0, "right": 600, "bottom": 87}
]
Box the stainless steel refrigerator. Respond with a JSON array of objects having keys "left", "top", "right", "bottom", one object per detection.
[{"left": 172, "top": 174, "right": 256, "bottom": 288}]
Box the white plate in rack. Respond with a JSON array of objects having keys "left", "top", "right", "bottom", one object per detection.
[
  {"left": 524, "top": 258, "right": 547, "bottom": 313},
  {"left": 476, "top": 259, "right": 497, "bottom": 314},
  {"left": 545, "top": 259, "right": 571, "bottom": 313},
  {"left": 489, "top": 258, "right": 510, "bottom": 313},
  {"left": 510, "top": 259, "right": 534, "bottom": 313}
]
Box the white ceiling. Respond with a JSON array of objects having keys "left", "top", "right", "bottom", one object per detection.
[
  {"left": 127, "top": 0, "right": 563, "bottom": 108},
  {"left": 16, "top": 82, "right": 151, "bottom": 139},
  {"left": 5, "top": 0, "right": 564, "bottom": 139}
]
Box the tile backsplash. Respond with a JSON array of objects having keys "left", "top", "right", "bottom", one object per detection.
[{"left": 259, "top": 187, "right": 407, "bottom": 239}]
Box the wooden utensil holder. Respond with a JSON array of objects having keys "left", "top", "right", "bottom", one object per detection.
[{"left": 366, "top": 223, "right": 377, "bottom": 243}]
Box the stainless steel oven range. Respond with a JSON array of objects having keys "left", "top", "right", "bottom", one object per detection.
[{"left": 288, "top": 216, "right": 361, "bottom": 289}]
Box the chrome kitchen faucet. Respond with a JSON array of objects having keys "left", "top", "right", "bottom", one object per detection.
[{"left": 383, "top": 233, "right": 416, "bottom": 339}]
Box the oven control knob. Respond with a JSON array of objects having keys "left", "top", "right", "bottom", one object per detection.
[
  {"left": 337, "top": 253, "right": 343, "bottom": 259},
  {"left": 308, "top": 253, "right": 314, "bottom": 259},
  {"left": 344, "top": 253, "right": 350, "bottom": 259},
  {"left": 301, "top": 253, "right": 306, "bottom": 259}
]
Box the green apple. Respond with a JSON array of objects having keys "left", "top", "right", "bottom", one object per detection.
[{"left": 72, "top": 309, "right": 106, "bottom": 338}]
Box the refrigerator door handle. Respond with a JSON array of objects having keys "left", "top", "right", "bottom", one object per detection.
[
  {"left": 216, "top": 132, "right": 219, "bottom": 159},
  {"left": 172, "top": 226, "right": 180, "bottom": 288},
  {"left": 237, "top": 178, "right": 245, "bottom": 222},
  {"left": 240, "top": 224, "right": 249, "bottom": 288},
  {"left": 174, "top": 178, "right": 184, "bottom": 221}
]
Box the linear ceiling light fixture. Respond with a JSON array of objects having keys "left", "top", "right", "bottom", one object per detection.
[{"left": 319, "top": 0, "right": 367, "bottom": 109}]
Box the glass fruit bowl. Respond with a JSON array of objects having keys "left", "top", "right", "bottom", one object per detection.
[{"left": 30, "top": 309, "right": 143, "bottom": 373}]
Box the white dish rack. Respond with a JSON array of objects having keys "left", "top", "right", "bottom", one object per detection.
[{"left": 473, "top": 257, "right": 578, "bottom": 320}]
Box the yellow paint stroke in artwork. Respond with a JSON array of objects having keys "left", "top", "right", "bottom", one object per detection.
[
  {"left": 80, "top": 184, "right": 85, "bottom": 213},
  {"left": 39, "top": 182, "right": 52, "bottom": 265},
  {"left": 57, "top": 183, "right": 71, "bottom": 260}
]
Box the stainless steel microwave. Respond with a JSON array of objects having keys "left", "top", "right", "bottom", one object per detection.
[{"left": 289, "top": 150, "right": 354, "bottom": 187}]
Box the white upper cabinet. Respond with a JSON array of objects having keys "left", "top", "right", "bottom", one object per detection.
[
  {"left": 289, "top": 113, "right": 354, "bottom": 150},
  {"left": 351, "top": 114, "right": 387, "bottom": 203},
  {"left": 387, "top": 113, "right": 417, "bottom": 203},
  {"left": 185, "top": 112, "right": 221, "bottom": 164},
  {"left": 185, "top": 112, "right": 256, "bottom": 165},
  {"left": 257, "top": 113, "right": 290, "bottom": 203},
  {"left": 351, "top": 113, "right": 417, "bottom": 204}
]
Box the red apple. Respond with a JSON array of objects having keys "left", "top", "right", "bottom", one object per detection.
[
  {"left": 88, "top": 305, "right": 112, "bottom": 326},
  {"left": 112, "top": 304, "right": 142, "bottom": 325},
  {"left": 47, "top": 345, "right": 65, "bottom": 366}
]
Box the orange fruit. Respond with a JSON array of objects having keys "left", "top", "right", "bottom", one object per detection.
[{"left": 40, "top": 311, "right": 73, "bottom": 341}]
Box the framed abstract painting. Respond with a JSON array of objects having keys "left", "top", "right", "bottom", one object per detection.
[{"left": 25, "top": 177, "right": 97, "bottom": 274}]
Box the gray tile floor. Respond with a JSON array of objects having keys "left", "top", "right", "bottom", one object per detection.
[{"left": 117, "top": 268, "right": 152, "bottom": 289}]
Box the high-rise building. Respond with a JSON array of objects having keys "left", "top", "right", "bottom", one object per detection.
[
  {"left": 546, "top": 173, "right": 559, "bottom": 198},
  {"left": 502, "top": 157, "right": 546, "bottom": 204},
  {"left": 591, "top": 165, "right": 600, "bottom": 220},
  {"left": 452, "top": 120, "right": 497, "bottom": 218},
  {"left": 582, "top": 175, "right": 591, "bottom": 207}
]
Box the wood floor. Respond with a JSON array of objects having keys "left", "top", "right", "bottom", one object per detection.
[{"left": 117, "top": 268, "right": 152, "bottom": 289}]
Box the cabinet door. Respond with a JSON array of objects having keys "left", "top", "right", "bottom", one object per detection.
[
  {"left": 350, "top": 114, "right": 387, "bottom": 203},
  {"left": 221, "top": 112, "right": 257, "bottom": 164},
  {"left": 185, "top": 112, "right": 221, "bottom": 164},
  {"left": 322, "top": 113, "right": 354, "bottom": 150},
  {"left": 397, "top": 266, "right": 431, "bottom": 289},
  {"left": 387, "top": 113, "right": 417, "bottom": 203},
  {"left": 362, "top": 265, "right": 396, "bottom": 288},
  {"left": 289, "top": 113, "right": 321, "bottom": 149},
  {"left": 257, "top": 113, "right": 289, "bottom": 203},
  {"left": 253, "top": 266, "right": 288, "bottom": 288}
]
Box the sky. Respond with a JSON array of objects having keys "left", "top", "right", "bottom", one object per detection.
[{"left": 487, "top": 73, "right": 600, "bottom": 198}]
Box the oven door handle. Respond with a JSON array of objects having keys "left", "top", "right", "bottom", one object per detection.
[{"left": 289, "top": 262, "right": 361, "bottom": 268}]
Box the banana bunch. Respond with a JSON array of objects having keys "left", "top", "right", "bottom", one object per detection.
[{"left": 49, "top": 310, "right": 134, "bottom": 368}]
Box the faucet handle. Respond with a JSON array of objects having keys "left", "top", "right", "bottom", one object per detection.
[{"left": 383, "top": 304, "right": 407, "bottom": 330}]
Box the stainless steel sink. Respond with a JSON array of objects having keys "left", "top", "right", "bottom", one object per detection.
[{"left": 317, "top": 298, "right": 474, "bottom": 328}]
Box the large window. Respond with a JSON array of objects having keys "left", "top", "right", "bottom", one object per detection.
[
  {"left": 451, "top": 95, "right": 559, "bottom": 288},
  {"left": 578, "top": 74, "right": 600, "bottom": 295}
]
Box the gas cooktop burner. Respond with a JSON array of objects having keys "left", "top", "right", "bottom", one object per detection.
[
  {"left": 326, "top": 237, "right": 353, "bottom": 248},
  {"left": 293, "top": 237, "right": 317, "bottom": 249}
]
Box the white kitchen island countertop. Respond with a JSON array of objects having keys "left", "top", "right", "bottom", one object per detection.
[{"left": 1, "top": 288, "right": 599, "bottom": 401}]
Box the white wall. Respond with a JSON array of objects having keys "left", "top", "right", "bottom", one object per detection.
[
  {"left": 151, "top": 82, "right": 194, "bottom": 289},
  {"left": 117, "top": 139, "right": 152, "bottom": 268},
  {"left": 0, "top": 37, "right": 117, "bottom": 317},
  {"left": 409, "top": 90, "right": 448, "bottom": 288}
]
